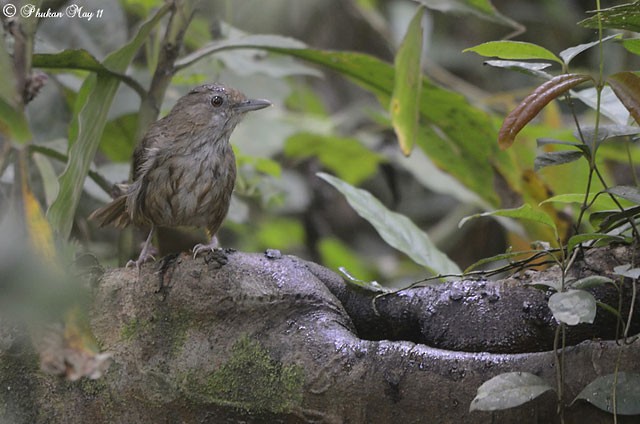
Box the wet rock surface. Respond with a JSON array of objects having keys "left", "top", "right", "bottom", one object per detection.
[{"left": 1, "top": 247, "right": 639, "bottom": 423}]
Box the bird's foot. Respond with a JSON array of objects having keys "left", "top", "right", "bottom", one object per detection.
[
  {"left": 192, "top": 236, "right": 219, "bottom": 258},
  {"left": 125, "top": 252, "right": 156, "bottom": 270}
]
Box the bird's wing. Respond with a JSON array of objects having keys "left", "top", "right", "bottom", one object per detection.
[{"left": 131, "top": 119, "right": 172, "bottom": 181}]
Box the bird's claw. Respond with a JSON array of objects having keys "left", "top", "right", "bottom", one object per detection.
[
  {"left": 192, "top": 243, "right": 218, "bottom": 258},
  {"left": 125, "top": 253, "right": 155, "bottom": 270}
]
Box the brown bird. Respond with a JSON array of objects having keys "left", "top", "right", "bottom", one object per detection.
[{"left": 90, "top": 83, "right": 271, "bottom": 267}]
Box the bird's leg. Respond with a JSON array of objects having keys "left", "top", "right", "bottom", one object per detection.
[
  {"left": 192, "top": 229, "right": 219, "bottom": 258},
  {"left": 126, "top": 225, "right": 156, "bottom": 269}
]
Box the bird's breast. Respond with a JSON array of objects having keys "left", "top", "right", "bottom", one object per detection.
[{"left": 137, "top": 141, "right": 237, "bottom": 228}]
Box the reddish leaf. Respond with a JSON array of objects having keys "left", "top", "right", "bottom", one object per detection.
[
  {"left": 608, "top": 72, "right": 640, "bottom": 125},
  {"left": 498, "top": 74, "right": 592, "bottom": 149}
]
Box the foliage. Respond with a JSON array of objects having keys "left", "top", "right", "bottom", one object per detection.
[{"left": 1, "top": 0, "right": 640, "bottom": 418}]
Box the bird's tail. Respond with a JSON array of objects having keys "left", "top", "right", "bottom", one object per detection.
[{"left": 89, "top": 195, "right": 131, "bottom": 228}]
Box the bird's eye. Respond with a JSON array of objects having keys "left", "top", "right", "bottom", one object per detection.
[{"left": 211, "top": 96, "right": 224, "bottom": 107}]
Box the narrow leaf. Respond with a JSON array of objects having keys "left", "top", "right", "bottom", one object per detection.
[
  {"left": 548, "top": 290, "right": 597, "bottom": 325},
  {"left": 33, "top": 50, "right": 146, "bottom": 97},
  {"left": 391, "top": 5, "right": 425, "bottom": 156},
  {"left": 459, "top": 204, "right": 557, "bottom": 237},
  {"left": 318, "top": 173, "right": 461, "bottom": 276},
  {"left": 579, "top": 3, "right": 640, "bottom": 32},
  {"left": 483, "top": 60, "right": 553, "bottom": 79},
  {"left": 464, "top": 41, "right": 562, "bottom": 64},
  {"left": 498, "top": 74, "right": 592, "bottom": 149},
  {"left": 534, "top": 150, "right": 583, "bottom": 171},
  {"left": 559, "top": 34, "right": 621, "bottom": 66},
  {"left": 608, "top": 72, "right": 640, "bottom": 125},
  {"left": 415, "top": 0, "right": 522, "bottom": 29},
  {"left": 566, "top": 233, "right": 625, "bottom": 253},
  {"left": 470, "top": 372, "right": 553, "bottom": 411},
  {"left": 569, "top": 276, "right": 615, "bottom": 290},
  {"left": 575, "top": 373, "right": 640, "bottom": 415},
  {"left": 23, "top": 180, "right": 56, "bottom": 265},
  {"left": 47, "top": 4, "right": 171, "bottom": 238}
]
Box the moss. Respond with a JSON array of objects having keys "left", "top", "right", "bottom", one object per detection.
[
  {"left": 120, "top": 317, "right": 148, "bottom": 340},
  {"left": 167, "top": 309, "right": 193, "bottom": 355},
  {"left": 185, "top": 336, "right": 305, "bottom": 414}
]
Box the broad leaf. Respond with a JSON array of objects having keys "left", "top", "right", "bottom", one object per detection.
[
  {"left": 318, "top": 172, "right": 461, "bottom": 277},
  {"left": 622, "top": 39, "right": 640, "bottom": 56},
  {"left": 608, "top": 72, "right": 640, "bottom": 125},
  {"left": 606, "top": 185, "right": 640, "bottom": 205},
  {"left": 177, "top": 36, "right": 502, "bottom": 206},
  {"left": 499, "top": 74, "right": 593, "bottom": 149},
  {"left": 390, "top": 5, "right": 425, "bottom": 156},
  {"left": 613, "top": 264, "right": 640, "bottom": 280},
  {"left": 577, "top": 124, "right": 640, "bottom": 147},
  {"left": 470, "top": 372, "right": 554, "bottom": 411},
  {"left": 284, "top": 133, "right": 383, "bottom": 185},
  {"left": 575, "top": 372, "right": 640, "bottom": 415},
  {"left": 548, "top": 290, "right": 597, "bottom": 325},
  {"left": 47, "top": 3, "right": 171, "bottom": 238},
  {"left": 572, "top": 86, "right": 630, "bottom": 125},
  {"left": 464, "top": 41, "right": 562, "bottom": 64}
]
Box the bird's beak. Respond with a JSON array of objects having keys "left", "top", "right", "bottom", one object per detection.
[{"left": 234, "top": 98, "right": 272, "bottom": 112}]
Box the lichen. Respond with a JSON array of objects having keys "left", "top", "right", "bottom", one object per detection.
[{"left": 183, "top": 335, "right": 304, "bottom": 414}]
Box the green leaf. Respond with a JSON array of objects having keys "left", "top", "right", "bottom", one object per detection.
[
  {"left": 540, "top": 192, "right": 617, "bottom": 210},
  {"left": 459, "top": 204, "right": 557, "bottom": 238},
  {"left": 319, "top": 237, "right": 379, "bottom": 287},
  {"left": 33, "top": 50, "right": 145, "bottom": 97},
  {"left": 622, "top": 39, "right": 640, "bottom": 56},
  {"left": 464, "top": 41, "right": 562, "bottom": 64},
  {"left": 548, "top": 290, "right": 597, "bottom": 325},
  {"left": 566, "top": 233, "right": 625, "bottom": 253},
  {"left": 416, "top": 0, "right": 522, "bottom": 29},
  {"left": 390, "top": 5, "right": 425, "bottom": 156},
  {"left": 193, "top": 38, "right": 502, "bottom": 206},
  {"left": 99, "top": 113, "right": 138, "bottom": 162},
  {"left": 0, "top": 36, "right": 30, "bottom": 144},
  {"left": 0, "top": 98, "right": 31, "bottom": 144},
  {"left": 284, "top": 133, "right": 382, "bottom": 185},
  {"left": 464, "top": 250, "right": 537, "bottom": 273},
  {"left": 569, "top": 275, "right": 615, "bottom": 290},
  {"left": 575, "top": 373, "right": 640, "bottom": 415},
  {"left": 579, "top": 3, "right": 640, "bottom": 32},
  {"left": 608, "top": 72, "right": 640, "bottom": 125},
  {"left": 559, "top": 34, "right": 621, "bottom": 66},
  {"left": 47, "top": 3, "right": 171, "bottom": 238},
  {"left": 499, "top": 74, "right": 593, "bottom": 149},
  {"left": 318, "top": 172, "right": 461, "bottom": 277},
  {"left": 470, "top": 372, "right": 554, "bottom": 411},
  {"left": 339, "top": 266, "right": 389, "bottom": 293},
  {"left": 534, "top": 150, "right": 584, "bottom": 171}
]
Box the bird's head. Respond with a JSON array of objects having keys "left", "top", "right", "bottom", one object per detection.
[{"left": 170, "top": 83, "right": 271, "bottom": 134}]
